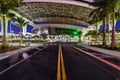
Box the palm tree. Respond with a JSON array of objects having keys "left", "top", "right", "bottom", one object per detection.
[
  {"left": 12, "top": 17, "right": 28, "bottom": 44},
  {"left": 90, "top": 0, "right": 120, "bottom": 48},
  {"left": 89, "top": 3, "right": 107, "bottom": 46},
  {"left": 104, "top": 0, "right": 120, "bottom": 49},
  {"left": 7, "top": 13, "right": 16, "bottom": 45},
  {"left": 106, "top": 14, "right": 111, "bottom": 44},
  {"left": 0, "top": 0, "right": 23, "bottom": 48},
  {"left": 78, "top": 31, "right": 82, "bottom": 42},
  {"left": 89, "top": 17, "right": 101, "bottom": 42}
]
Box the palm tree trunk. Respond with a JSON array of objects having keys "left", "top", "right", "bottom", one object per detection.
[
  {"left": 95, "top": 29, "right": 98, "bottom": 42},
  {"left": 20, "top": 28, "right": 23, "bottom": 44},
  {"left": 102, "top": 17, "right": 106, "bottom": 46},
  {"left": 79, "top": 35, "right": 81, "bottom": 42},
  {"left": 107, "top": 14, "right": 111, "bottom": 44},
  {"left": 111, "top": 11, "right": 116, "bottom": 49},
  {"left": 2, "top": 14, "right": 7, "bottom": 49},
  {"left": 95, "top": 18, "right": 98, "bottom": 42}
]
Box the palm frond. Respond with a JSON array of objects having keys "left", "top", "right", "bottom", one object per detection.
[{"left": 12, "top": 16, "right": 29, "bottom": 28}]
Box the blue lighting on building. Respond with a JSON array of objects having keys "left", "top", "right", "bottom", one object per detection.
[
  {"left": 7, "top": 21, "right": 33, "bottom": 34},
  {"left": 34, "top": 21, "right": 88, "bottom": 28},
  {"left": 99, "top": 20, "right": 120, "bottom": 31}
]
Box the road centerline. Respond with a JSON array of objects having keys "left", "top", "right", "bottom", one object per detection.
[{"left": 57, "top": 46, "right": 66, "bottom": 80}]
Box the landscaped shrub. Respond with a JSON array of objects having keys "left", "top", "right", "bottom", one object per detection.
[
  {"left": 8, "top": 40, "right": 47, "bottom": 43},
  {"left": 116, "top": 42, "right": 120, "bottom": 48}
]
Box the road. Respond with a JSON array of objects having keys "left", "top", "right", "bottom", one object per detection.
[
  {"left": 0, "top": 46, "right": 58, "bottom": 80},
  {"left": 62, "top": 46, "right": 119, "bottom": 80},
  {"left": 0, "top": 45, "right": 119, "bottom": 80}
]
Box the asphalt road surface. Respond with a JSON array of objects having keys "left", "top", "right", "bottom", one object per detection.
[
  {"left": 0, "top": 46, "right": 58, "bottom": 80},
  {"left": 0, "top": 45, "right": 119, "bottom": 80},
  {"left": 62, "top": 46, "right": 119, "bottom": 80}
]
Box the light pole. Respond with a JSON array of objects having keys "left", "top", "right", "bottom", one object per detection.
[
  {"left": 11, "top": 30, "right": 14, "bottom": 45},
  {"left": 10, "top": 21, "right": 12, "bottom": 45}
]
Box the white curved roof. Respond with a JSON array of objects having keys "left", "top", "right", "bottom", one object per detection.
[
  {"left": 23, "top": 0, "right": 94, "bottom": 8},
  {"left": 19, "top": 0, "right": 94, "bottom": 27}
]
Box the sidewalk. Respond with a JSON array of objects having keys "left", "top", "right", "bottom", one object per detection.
[
  {"left": 82, "top": 45, "right": 120, "bottom": 59},
  {"left": 0, "top": 45, "right": 41, "bottom": 60}
]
